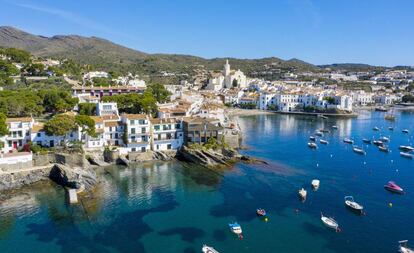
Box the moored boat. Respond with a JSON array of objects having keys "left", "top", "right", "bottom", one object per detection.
[
  {"left": 332, "top": 125, "right": 338, "bottom": 129},
  {"left": 385, "top": 114, "right": 396, "bottom": 121},
  {"left": 315, "top": 131, "right": 323, "bottom": 137},
  {"left": 309, "top": 136, "right": 316, "bottom": 141},
  {"left": 362, "top": 138, "right": 371, "bottom": 144},
  {"left": 256, "top": 208, "right": 267, "bottom": 217},
  {"left": 398, "top": 240, "right": 414, "bottom": 253},
  {"left": 298, "top": 188, "right": 307, "bottom": 199},
  {"left": 384, "top": 181, "right": 404, "bottom": 194},
  {"left": 202, "top": 245, "right": 219, "bottom": 253},
  {"left": 343, "top": 138, "right": 354, "bottom": 144},
  {"left": 400, "top": 152, "right": 414, "bottom": 159},
  {"left": 373, "top": 140, "right": 384, "bottom": 146},
  {"left": 402, "top": 129, "right": 410, "bottom": 134},
  {"left": 378, "top": 145, "right": 390, "bottom": 153},
  {"left": 399, "top": 146, "right": 414, "bottom": 152},
  {"left": 308, "top": 142, "right": 318, "bottom": 149},
  {"left": 321, "top": 213, "right": 339, "bottom": 231},
  {"left": 379, "top": 136, "right": 390, "bottom": 142},
  {"left": 344, "top": 196, "right": 364, "bottom": 212},
  {"left": 311, "top": 179, "right": 320, "bottom": 189},
  {"left": 389, "top": 126, "right": 394, "bottom": 131},
  {"left": 320, "top": 129, "right": 330, "bottom": 133},
  {"left": 373, "top": 126, "right": 380, "bottom": 131},
  {"left": 319, "top": 139, "right": 329, "bottom": 145},
  {"left": 229, "top": 222, "right": 243, "bottom": 238},
  {"left": 375, "top": 106, "right": 388, "bottom": 112},
  {"left": 353, "top": 146, "right": 366, "bottom": 155}
]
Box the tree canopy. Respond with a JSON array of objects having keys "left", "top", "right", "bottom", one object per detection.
[
  {"left": 0, "top": 113, "right": 8, "bottom": 136},
  {"left": 78, "top": 103, "right": 97, "bottom": 116},
  {"left": 75, "top": 115, "right": 97, "bottom": 137},
  {"left": 44, "top": 114, "right": 77, "bottom": 136},
  {"left": 147, "top": 83, "right": 171, "bottom": 103},
  {"left": 102, "top": 91, "right": 158, "bottom": 115},
  {"left": 402, "top": 94, "right": 414, "bottom": 103}
]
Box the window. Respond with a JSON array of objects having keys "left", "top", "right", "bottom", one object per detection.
[
  {"left": 130, "top": 120, "right": 135, "bottom": 125},
  {"left": 167, "top": 144, "right": 172, "bottom": 150},
  {"left": 154, "top": 125, "right": 160, "bottom": 131},
  {"left": 141, "top": 127, "right": 146, "bottom": 133},
  {"left": 131, "top": 128, "right": 136, "bottom": 134},
  {"left": 37, "top": 133, "right": 41, "bottom": 137},
  {"left": 156, "top": 144, "right": 159, "bottom": 150},
  {"left": 141, "top": 147, "right": 146, "bottom": 152},
  {"left": 132, "top": 148, "right": 136, "bottom": 152},
  {"left": 139, "top": 119, "right": 145, "bottom": 124}
]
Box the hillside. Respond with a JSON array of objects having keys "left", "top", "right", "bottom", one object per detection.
[{"left": 0, "top": 26, "right": 318, "bottom": 78}]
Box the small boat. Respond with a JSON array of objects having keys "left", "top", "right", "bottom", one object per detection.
[
  {"left": 362, "top": 138, "right": 372, "bottom": 144},
  {"left": 379, "top": 136, "right": 390, "bottom": 142},
  {"left": 311, "top": 179, "right": 320, "bottom": 189},
  {"left": 398, "top": 240, "right": 414, "bottom": 253},
  {"left": 229, "top": 222, "right": 243, "bottom": 236},
  {"left": 298, "top": 188, "right": 307, "bottom": 199},
  {"left": 344, "top": 196, "right": 364, "bottom": 212},
  {"left": 375, "top": 106, "right": 388, "bottom": 112},
  {"left": 373, "top": 126, "right": 380, "bottom": 131},
  {"left": 256, "top": 208, "right": 267, "bottom": 217},
  {"left": 389, "top": 126, "right": 394, "bottom": 131},
  {"left": 402, "top": 129, "right": 410, "bottom": 134},
  {"left": 320, "top": 129, "right": 330, "bottom": 133},
  {"left": 319, "top": 139, "right": 329, "bottom": 145},
  {"left": 353, "top": 146, "right": 366, "bottom": 155},
  {"left": 400, "top": 152, "right": 414, "bottom": 159},
  {"left": 315, "top": 131, "right": 323, "bottom": 137},
  {"left": 384, "top": 181, "right": 404, "bottom": 194},
  {"left": 332, "top": 125, "right": 338, "bottom": 129},
  {"left": 399, "top": 146, "right": 414, "bottom": 152},
  {"left": 343, "top": 138, "right": 354, "bottom": 144},
  {"left": 202, "top": 245, "right": 219, "bottom": 253},
  {"left": 309, "top": 136, "right": 316, "bottom": 141},
  {"left": 373, "top": 140, "right": 384, "bottom": 146},
  {"left": 378, "top": 145, "right": 390, "bottom": 153},
  {"left": 318, "top": 115, "right": 328, "bottom": 119},
  {"left": 308, "top": 142, "right": 318, "bottom": 149},
  {"left": 321, "top": 213, "right": 339, "bottom": 231}
]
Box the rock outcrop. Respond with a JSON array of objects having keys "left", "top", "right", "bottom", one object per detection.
[
  {"left": 0, "top": 168, "right": 51, "bottom": 191},
  {"left": 49, "top": 164, "right": 98, "bottom": 190}
]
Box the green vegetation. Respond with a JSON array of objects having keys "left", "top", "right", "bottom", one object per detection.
[
  {"left": 267, "top": 104, "right": 278, "bottom": 111},
  {"left": 78, "top": 103, "right": 96, "bottom": 115},
  {"left": 323, "top": 96, "right": 336, "bottom": 104},
  {"left": 2, "top": 48, "right": 31, "bottom": 63},
  {"left": 44, "top": 114, "right": 77, "bottom": 136},
  {"left": 402, "top": 94, "right": 414, "bottom": 103},
  {"left": 38, "top": 88, "right": 78, "bottom": 113},
  {"left": 238, "top": 102, "right": 257, "bottom": 109},
  {"left": 0, "top": 59, "right": 20, "bottom": 86},
  {"left": 147, "top": 83, "right": 171, "bottom": 103},
  {"left": 303, "top": 106, "right": 344, "bottom": 114},
  {"left": 0, "top": 113, "right": 8, "bottom": 136},
  {"left": 102, "top": 91, "right": 157, "bottom": 115},
  {"left": 75, "top": 115, "right": 97, "bottom": 137}
]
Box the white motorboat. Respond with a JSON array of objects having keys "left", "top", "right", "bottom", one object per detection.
[
  {"left": 319, "top": 139, "right": 329, "bottom": 145},
  {"left": 378, "top": 145, "right": 390, "bottom": 153},
  {"left": 379, "top": 136, "right": 390, "bottom": 142},
  {"left": 353, "top": 146, "right": 366, "bottom": 155},
  {"left": 373, "top": 126, "right": 380, "bottom": 131},
  {"left": 309, "top": 136, "right": 316, "bottom": 141},
  {"left": 402, "top": 129, "right": 410, "bottom": 134},
  {"left": 344, "top": 196, "right": 363, "bottom": 212},
  {"left": 321, "top": 213, "right": 339, "bottom": 231},
  {"left": 343, "top": 138, "right": 354, "bottom": 144},
  {"left": 399, "top": 146, "right": 414, "bottom": 152},
  {"left": 311, "top": 179, "right": 320, "bottom": 189},
  {"left": 373, "top": 140, "right": 384, "bottom": 146},
  {"left": 308, "top": 142, "right": 318, "bottom": 149},
  {"left": 298, "top": 188, "right": 307, "bottom": 199},
  {"left": 202, "top": 245, "right": 219, "bottom": 253},
  {"left": 389, "top": 126, "right": 394, "bottom": 131},
  {"left": 229, "top": 222, "right": 242, "bottom": 235},
  {"left": 399, "top": 240, "right": 414, "bottom": 253},
  {"left": 400, "top": 152, "right": 414, "bottom": 159}
]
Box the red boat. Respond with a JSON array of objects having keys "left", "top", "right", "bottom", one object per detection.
[
  {"left": 256, "top": 208, "right": 267, "bottom": 216},
  {"left": 384, "top": 181, "right": 404, "bottom": 194}
]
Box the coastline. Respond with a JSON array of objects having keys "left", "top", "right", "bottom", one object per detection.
[{"left": 226, "top": 108, "right": 275, "bottom": 117}]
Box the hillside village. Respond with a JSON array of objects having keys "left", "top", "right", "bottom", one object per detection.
[{"left": 1, "top": 45, "right": 414, "bottom": 171}]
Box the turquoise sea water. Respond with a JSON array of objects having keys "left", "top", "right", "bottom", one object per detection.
[{"left": 1, "top": 110, "right": 414, "bottom": 253}]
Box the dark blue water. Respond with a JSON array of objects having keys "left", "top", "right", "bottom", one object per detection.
[{"left": 0, "top": 110, "right": 413, "bottom": 253}]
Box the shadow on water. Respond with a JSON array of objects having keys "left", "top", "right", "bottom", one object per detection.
[
  {"left": 25, "top": 188, "right": 179, "bottom": 253},
  {"left": 158, "top": 226, "right": 205, "bottom": 242}
]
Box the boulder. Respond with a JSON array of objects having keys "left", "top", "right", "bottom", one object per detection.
[{"left": 49, "top": 164, "right": 98, "bottom": 190}]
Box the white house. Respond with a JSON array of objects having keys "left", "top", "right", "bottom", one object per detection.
[
  {"left": 3, "top": 117, "right": 34, "bottom": 153},
  {"left": 150, "top": 118, "right": 183, "bottom": 151},
  {"left": 121, "top": 114, "right": 151, "bottom": 152}
]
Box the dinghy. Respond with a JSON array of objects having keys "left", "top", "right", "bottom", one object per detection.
[
  {"left": 344, "top": 196, "right": 364, "bottom": 212},
  {"left": 202, "top": 245, "right": 220, "bottom": 253},
  {"left": 400, "top": 152, "right": 414, "bottom": 159},
  {"left": 298, "top": 188, "right": 307, "bottom": 199},
  {"left": 378, "top": 145, "right": 390, "bottom": 153},
  {"left": 319, "top": 139, "right": 329, "bottom": 145},
  {"left": 362, "top": 138, "right": 372, "bottom": 144},
  {"left": 399, "top": 146, "right": 414, "bottom": 152},
  {"left": 384, "top": 181, "right": 404, "bottom": 194},
  {"left": 373, "top": 126, "right": 380, "bottom": 131},
  {"left": 353, "top": 146, "right": 366, "bottom": 155},
  {"left": 321, "top": 213, "right": 339, "bottom": 231},
  {"left": 343, "top": 138, "right": 354, "bottom": 144},
  {"left": 402, "top": 129, "right": 410, "bottom": 134},
  {"left": 308, "top": 142, "right": 318, "bottom": 149}
]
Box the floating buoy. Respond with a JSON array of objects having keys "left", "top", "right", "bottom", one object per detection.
[
  {"left": 391, "top": 160, "right": 394, "bottom": 163},
  {"left": 389, "top": 203, "right": 393, "bottom": 207},
  {"left": 330, "top": 154, "right": 333, "bottom": 158},
  {"left": 364, "top": 162, "right": 366, "bottom": 165},
  {"left": 396, "top": 169, "right": 399, "bottom": 172},
  {"left": 264, "top": 217, "right": 269, "bottom": 222},
  {"left": 316, "top": 163, "right": 319, "bottom": 167}
]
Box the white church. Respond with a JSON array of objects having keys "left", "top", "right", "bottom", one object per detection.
[{"left": 206, "top": 60, "right": 247, "bottom": 91}]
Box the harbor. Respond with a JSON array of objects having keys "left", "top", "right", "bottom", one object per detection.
[{"left": 0, "top": 110, "right": 413, "bottom": 253}]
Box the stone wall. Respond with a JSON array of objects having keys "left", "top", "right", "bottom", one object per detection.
[{"left": 0, "top": 167, "right": 52, "bottom": 191}]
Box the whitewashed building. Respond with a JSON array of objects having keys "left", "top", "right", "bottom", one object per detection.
[
  {"left": 121, "top": 114, "right": 151, "bottom": 152},
  {"left": 150, "top": 118, "right": 183, "bottom": 151}
]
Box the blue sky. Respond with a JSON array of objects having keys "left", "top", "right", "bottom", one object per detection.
[{"left": 1, "top": 0, "right": 413, "bottom": 66}]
